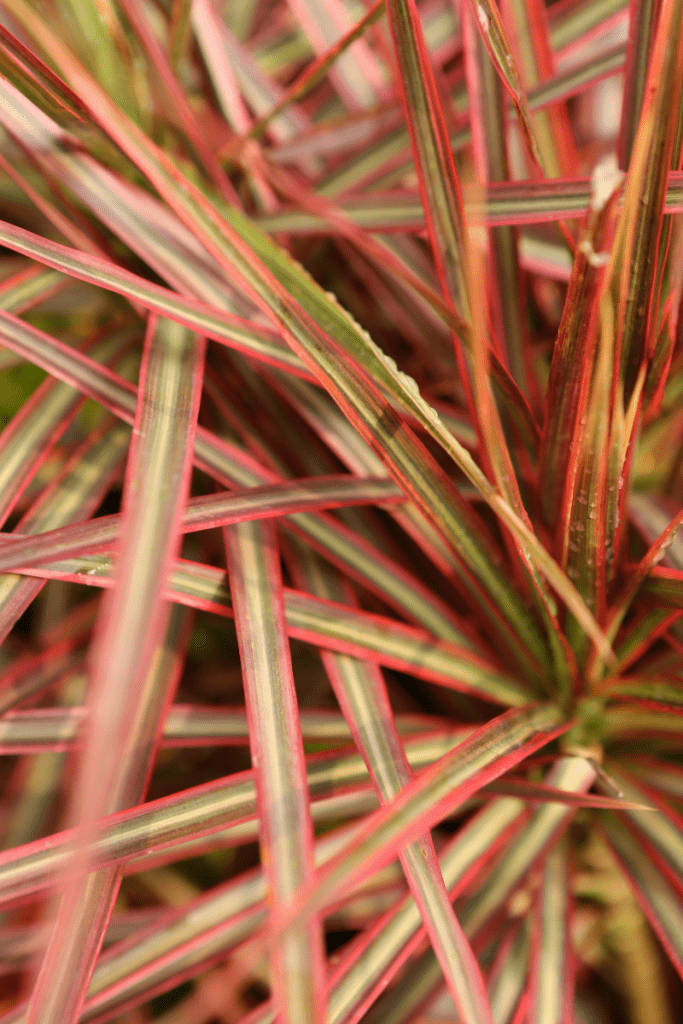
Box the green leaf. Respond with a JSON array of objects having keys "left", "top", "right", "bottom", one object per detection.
[
  {"left": 26, "top": 319, "right": 204, "bottom": 1024},
  {"left": 269, "top": 704, "right": 566, "bottom": 944},
  {"left": 294, "top": 548, "right": 493, "bottom": 1024},
  {"left": 225, "top": 519, "right": 325, "bottom": 1024},
  {"left": 466, "top": 0, "right": 545, "bottom": 172},
  {"left": 602, "top": 812, "right": 683, "bottom": 979}
]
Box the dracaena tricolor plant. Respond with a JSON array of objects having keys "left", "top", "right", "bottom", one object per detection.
[{"left": 0, "top": 0, "right": 681, "bottom": 1022}]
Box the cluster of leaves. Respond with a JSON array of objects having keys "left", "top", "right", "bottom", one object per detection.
[{"left": 0, "top": 0, "right": 682, "bottom": 1022}]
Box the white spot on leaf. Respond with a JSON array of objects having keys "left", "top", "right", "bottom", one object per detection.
[
  {"left": 578, "top": 238, "right": 610, "bottom": 268},
  {"left": 589, "top": 153, "right": 624, "bottom": 212}
]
